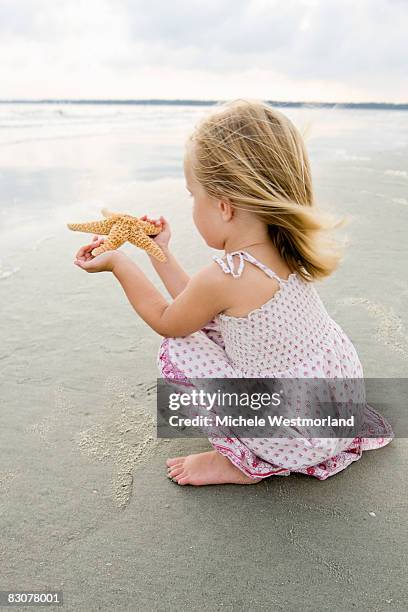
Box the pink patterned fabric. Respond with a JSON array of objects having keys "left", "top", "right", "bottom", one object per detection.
[{"left": 157, "top": 250, "right": 394, "bottom": 481}]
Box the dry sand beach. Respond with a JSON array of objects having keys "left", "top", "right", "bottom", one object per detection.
[{"left": 0, "top": 103, "right": 407, "bottom": 610}]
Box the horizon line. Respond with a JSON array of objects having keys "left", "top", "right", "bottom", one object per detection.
[{"left": 0, "top": 98, "right": 407, "bottom": 110}]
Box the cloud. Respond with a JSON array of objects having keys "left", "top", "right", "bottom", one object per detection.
[
  {"left": 0, "top": 0, "right": 407, "bottom": 101},
  {"left": 121, "top": 0, "right": 407, "bottom": 81}
]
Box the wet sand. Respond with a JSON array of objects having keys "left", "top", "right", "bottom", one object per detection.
[{"left": 1, "top": 104, "right": 407, "bottom": 610}]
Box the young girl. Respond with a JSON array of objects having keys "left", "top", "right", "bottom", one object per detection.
[{"left": 74, "top": 98, "right": 393, "bottom": 486}]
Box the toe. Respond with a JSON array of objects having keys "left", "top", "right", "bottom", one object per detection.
[
  {"left": 177, "top": 476, "right": 190, "bottom": 486},
  {"left": 168, "top": 466, "right": 184, "bottom": 478},
  {"left": 166, "top": 456, "right": 185, "bottom": 468},
  {"left": 167, "top": 462, "right": 184, "bottom": 472}
]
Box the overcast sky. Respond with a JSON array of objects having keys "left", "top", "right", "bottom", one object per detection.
[{"left": 1, "top": 0, "right": 407, "bottom": 102}]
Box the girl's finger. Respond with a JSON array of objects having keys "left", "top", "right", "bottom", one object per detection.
[
  {"left": 142, "top": 214, "right": 162, "bottom": 225},
  {"left": 74, "top": 258, "right": 89, "bottom": 270},
  {"left": 76, "top": 242, "right": 96, "bottom": 258},
  {"left": 75, "top": 237, "right": 104, "bottom": 259},
  {"left": 75, "top": 245, "right": 90, "bottom": 259}
]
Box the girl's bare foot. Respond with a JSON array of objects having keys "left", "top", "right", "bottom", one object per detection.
[{"left": 166, "top": 450, "right": 262, "bottom": 486}]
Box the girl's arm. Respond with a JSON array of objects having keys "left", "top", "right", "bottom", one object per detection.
[
  {"left": 112, "top": 252, "right": 227, "bottom": 338},
  {"left": 142, "top": 214, "right": 190, "bottom": 298},
  {"left": 73, "top": 236, "right": 227, "bottom": 338},
  {"left": 147, "top": 247, "right": 191, "bottom": 299}
]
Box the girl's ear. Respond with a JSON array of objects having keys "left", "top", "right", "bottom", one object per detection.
[{"left": 218, "top": 198, "right": 234, "bottom": 221}]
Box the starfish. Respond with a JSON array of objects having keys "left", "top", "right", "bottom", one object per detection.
[{"left": 67, "top": 208, "right": 167, "bottom": 261}]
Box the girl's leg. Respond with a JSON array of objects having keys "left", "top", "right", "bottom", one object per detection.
[
  {"left": 200, "top": 318, "right": 226, "bottom": 349},
  {"left": 158, "top": 322, "right": 269, "bottom": 485},
  {"left": 157, "top": 319, "right": 234, "bottom": 380}
]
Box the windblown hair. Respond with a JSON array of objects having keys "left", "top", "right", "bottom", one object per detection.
[{"left": 187, "top": 98, "right": 349, "bottom": 281}]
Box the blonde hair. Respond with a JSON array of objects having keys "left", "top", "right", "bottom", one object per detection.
[{"left": 187, "top": 98, "right": 349, "bottom": 282}]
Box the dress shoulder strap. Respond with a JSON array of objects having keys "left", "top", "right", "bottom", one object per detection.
[{"left": 212, "top": 250, "right": 284, "bottom": 282}]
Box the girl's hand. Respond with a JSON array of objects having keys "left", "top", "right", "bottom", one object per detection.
[
  {"left": 140, "top": 214, "right": 171, "bottom": 250},
  {"left": 74, "top": 235, "right": 123, "bottom": 273}
]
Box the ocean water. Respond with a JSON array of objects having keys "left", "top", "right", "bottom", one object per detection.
[
  {"left": 0, "top": 102, "right": 407, "bottom": 273},
  {"left": 0, "top": 102, "right": 407, "bottom": 387}
]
